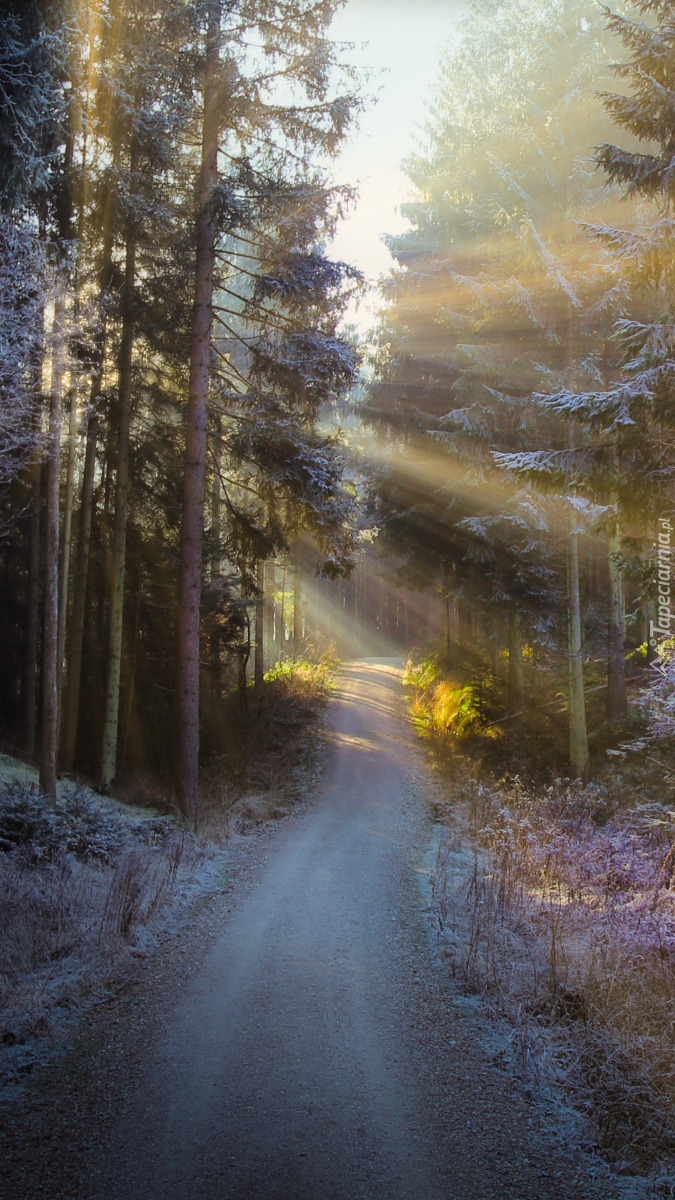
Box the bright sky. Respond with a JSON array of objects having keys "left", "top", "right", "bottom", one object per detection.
[{"left": 328, "top": 0, "right": 467, "bottom": 328}]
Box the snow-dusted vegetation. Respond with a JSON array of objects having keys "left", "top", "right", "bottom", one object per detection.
[
  {"left": 0, "top": 769, "right": 215, "bottom": 1088},
  {"left": 432, "top": 772, "right": 675, "bottom": 1178}
]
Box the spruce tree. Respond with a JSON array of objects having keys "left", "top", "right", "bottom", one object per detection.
[{"left": 370, "top": 0, "right": 633, "bottom": 774}]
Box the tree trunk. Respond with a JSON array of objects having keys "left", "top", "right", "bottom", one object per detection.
[
  {"left": 61, "top": 208, "right": 113, "bottom": 771},
  {"left": 255, "top": 560, "right": 265, "bottom": 687},
  {"left": 210, "top": 414, "right": 222, "bottom": 581},
  {"left": 279, "top": 567, "right": 287, "bottom": 648},
  {"left": 23, "top": 455, "right": 42, "bottom": 758},
  {"left": 458, "top": 598, "right": 472, "bottom": 648},
  {"left": 176, "top": 1, "right": 221, "bottom": 822},
  {"left": 508, "top": 605, "right": 524, "bottom": 716},
  {"left": 563, "top": 322, "right": 589, "bottom": 780},
  {"left": 607, "top": 524, "right": 627, "bottom": 721},
  {"left": 293, "top": 564, "right": 302, "bottom": 655},
  {"left": 100, "top": 232, "right": 136, "bottom": 792},
  {"left": 39, "top": 296, "right": 66, "bottom": 803},
  {"left": 24, "top": 296, "right": 46, "bottom": 759},
  {"left": 209, "top": 417, "right": 223, "bottom": 704},
  {"left": 265, "top": 560, "right": 276, "bottom": 667},
  {"left": 488, "top": 614, "right": 498, "bottom": 675},
  {"left": 567, "top": 514, "right": 589, "bottom": 780},
  {"left": 56, "top": 386, "right": 79, "bottom": 726},
  {"left": 61, "top": 409, "right": 98, "bottom": 771},
  {"left": 57, "top": 80, "right": 90, "bottom": 743}
]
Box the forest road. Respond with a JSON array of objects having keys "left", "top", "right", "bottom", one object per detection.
[{"left": 1, "top": 660, "right": 611, "bottom": 1200}]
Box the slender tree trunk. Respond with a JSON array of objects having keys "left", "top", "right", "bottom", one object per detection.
[
  {"left": 209, "top": 417, "right": 223, "bottom": 703},
  {"left": 458, "top": 599, "right": 472, "bottom": 648},
  {"left": 210, "top": 417, "right": 222, "bottom": 581},
  {"left": 567, "top": 514, "right": 589, "bottom": 780},
  {"left": 61, "top": 212, "right": 113, "bottom": 771},
  {"left": 255, "top": 560, "right": 265, "bottom": 687},
  {"left": 508, "top": 604, "right": 524, "bottom": 716},
  {"left": 100, "top": 232, "right": 136, "bottom": 791},
  {"left": 24, "top": 297, "right": 46, "bottom": 759},
  {"left": 176, "top": 1, "right": 221, "bottom": 822},
  {"left": 23, "top": 455, "right": 42, "bottom": 758},
  {"left": 607, "top": 524, "right": 627, "bottom": 721},
  {"left": 265, "top": 560, "right": 276, "bottom": 667},
  {"left": 40, "top": 296, "right": 66, "bottom": 803},
  {"left": 488, "top": 613, "right": 498, "bottom": 675},
  {"left": 61, "top": 409, "right": 98, "bottom": 771},
  {"left": 121, "top": 574, "right": 141, "bottom": 763},
  {"left": 56, "top": 387, "right": 79, "bottom": 725},
  {"left": 635, "top": 601, "right": 648, "bottom": 653},
  {"left": 279, "top": 567, "right": 287, "bottom": 648},
  {"left": 293, "top": 564, "right": 302, "bottom": 655},
  {"left": 57, "top": 77, "right": 90, "bottom": 743},
  {"left": 564, "top": 321, "right": 589, "bottom": 780}
]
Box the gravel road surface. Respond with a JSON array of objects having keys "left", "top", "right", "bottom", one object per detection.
[{"left": 0, "top": 660, "right": 615, "bottom": 1199}]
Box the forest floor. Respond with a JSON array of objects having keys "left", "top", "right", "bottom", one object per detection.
[{"left": 0, "top": 660, "right": 661, "bottom": 1199}]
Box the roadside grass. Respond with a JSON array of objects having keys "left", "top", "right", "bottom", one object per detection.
[
  {"left": 405, "top": 652, "right": 675, "bottom": 1186},
  {"left": 403, "top": 646, "right": 656, "bottom": 783},
  {"left": 0, "top": 778, "right": 213, "bottom": 1091}
]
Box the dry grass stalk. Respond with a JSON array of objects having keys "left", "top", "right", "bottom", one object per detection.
[{"left": 433, "top": 772, "right": 675, "bottom": 1179}]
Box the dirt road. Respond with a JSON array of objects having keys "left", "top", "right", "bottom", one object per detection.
[{"left": 1, "top": 661, "right": 613, "bottom": 1199}]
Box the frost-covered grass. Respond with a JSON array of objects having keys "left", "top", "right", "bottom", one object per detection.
[
  {"left": 0, "top": 775, "right": 226, "bottom": 1091},
  {"left": 406, "top": 643, "right": 675, "bottom": 1183},
  {"left": 0, "top": 656, "right": 332, "bottom": 1098},
  {"left": 433, "top": 771, "right": 675, "bottom": 1180}
]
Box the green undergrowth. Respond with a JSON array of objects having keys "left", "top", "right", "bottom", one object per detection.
[{"left": 403, "top": 646, "right": 665, "bottom": 796}]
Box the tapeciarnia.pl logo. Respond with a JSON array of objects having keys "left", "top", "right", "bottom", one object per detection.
[{"left": 650, "top": 517, "right": 673, "bottom": 646}]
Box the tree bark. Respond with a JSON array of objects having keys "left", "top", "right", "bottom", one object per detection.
[
  {"left": 61, "top": 198, "right": 114, "bottom": 771},
  {"left": 23, "top": 454, "right": 42, "bottom": 758},
  {"left": 208, "top": 416, "right": 223, "bottom": 704},
  {"left": 57, "top": 66, "right": 90, "bottom": 743},
  {"left": 24, "top": 296, "right": 46, "bottom": 760},
  {"left": 293, "top": 564, "right": 303, "bottom": 654},
  {"left": 39, "top": 296, "right": 66, "bottom": 803},
  {"left": 61, "top": 408, "right": 98, "bottom": 771},
  {"left": 607, "top": 524, "right": 627, "bottom": 722},
  {"left": 255, "top": 560, "right": 265, "bottom": 687},
  {"left": 265, "top": 559, "right": 276, "bottom": 667},
  {"left": 176, "top": 0, "right": 221, "bottom": 822},
  {"left": 100, "top": 232, "right": 136, "bottom": 791},
  {"left": 279, "top": 566, "right": 287, "bottom": 649},
  {"left": 567, "top": 514, "right": 589, "bottom": 780},
  {"left": 56, "top": 385, "right": 79, "bottom": 725},
  {"left": 564, "top": 321, "right": 589, "bottom": 780}
]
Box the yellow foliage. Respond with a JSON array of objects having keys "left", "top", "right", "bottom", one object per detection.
[{"left": 430, "top": 681, "right": 478, "bottom": 734}]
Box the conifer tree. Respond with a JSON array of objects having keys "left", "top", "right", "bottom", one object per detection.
[
  {"left": 371, "top": 0, "right": 632, "bottom": 774},
  {"left": 0, "top": 0, "right": 363, "bottom": 804},
  {"left": 515, "top": 0, "right": 675, "bottom": 729}
]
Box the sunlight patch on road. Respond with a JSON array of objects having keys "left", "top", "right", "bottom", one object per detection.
[{"left": 325, "top": 731, "right": 381, "bottom": 753}]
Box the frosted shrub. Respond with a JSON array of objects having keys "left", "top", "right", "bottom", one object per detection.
[
  {"left": 0, "top": 781, "right": 201, "bottom": 1078},
  {"left": 0, "top": 782, "right": 132, "bottom": 863},
  {"left": 436, "top": 772, "right": 675, "bottom": 1171},
  {"left": 635, "top": 644, "right": 675, "bottom": 742}
]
